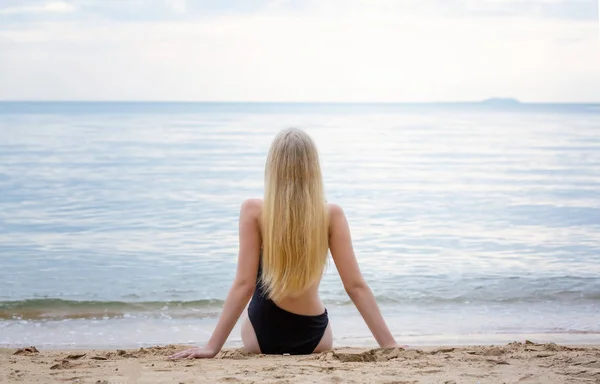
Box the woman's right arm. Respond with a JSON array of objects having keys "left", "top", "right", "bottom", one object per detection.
[{"left": 328, "top": 204, "right": 398, "bottom": 349}]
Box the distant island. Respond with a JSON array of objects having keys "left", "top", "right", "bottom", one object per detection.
[{"left": 481, "top": 97, "right": 521, "bottom": 105}]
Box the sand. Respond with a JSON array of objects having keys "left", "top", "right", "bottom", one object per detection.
[{"left": 1, "top": 341, "right": 599, "bottom": 383}]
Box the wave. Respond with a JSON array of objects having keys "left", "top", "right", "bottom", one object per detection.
[
  {"left": 0, "top": 298, "right": 225, "bottom": 321},
  {"left": 3, "top": 287, "right": 600, "bottom": 321}
]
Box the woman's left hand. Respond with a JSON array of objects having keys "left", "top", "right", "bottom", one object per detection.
[{"left": 168, "top": 346, "right": 218, "bottom": 359}]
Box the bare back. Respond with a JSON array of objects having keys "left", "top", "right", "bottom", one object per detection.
[{"left": 250, "top": 198, "right": 326, "bottom": 316}]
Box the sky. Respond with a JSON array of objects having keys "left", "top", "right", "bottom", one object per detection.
[{"left": 0, "top": 0, "right": 599, "bottom": 102}]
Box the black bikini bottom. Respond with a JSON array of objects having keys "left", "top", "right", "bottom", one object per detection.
[{"left": 248, "top": 296, "right": 329, "bottom": 355}]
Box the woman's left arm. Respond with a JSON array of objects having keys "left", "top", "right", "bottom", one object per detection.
[{"left": 169, "top": 199, "right": 261, "bottom": 359}]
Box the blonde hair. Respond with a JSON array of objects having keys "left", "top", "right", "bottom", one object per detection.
[{"left": 261, "top": 128, "right": 329, "bottom": 301}]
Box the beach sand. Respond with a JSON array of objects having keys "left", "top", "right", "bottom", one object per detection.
[{"left": 1, "top": 341, "right": 599, "bottom": 383}]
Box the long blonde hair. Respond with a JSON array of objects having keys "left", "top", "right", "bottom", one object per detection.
[{"left": 261, "top": 128, "right": 329, "bottom": 301}]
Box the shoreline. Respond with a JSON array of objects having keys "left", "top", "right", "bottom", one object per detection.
[
  {"left": 4, "top": 331, "right": 600, "bottom": 351},
  {"left": 2, "top": 341, "right": 600, "bottom": 383}
]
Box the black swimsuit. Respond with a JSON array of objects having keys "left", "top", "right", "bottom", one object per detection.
[{"left": 248, "top": 261, "right": 329, "bottom": 355}]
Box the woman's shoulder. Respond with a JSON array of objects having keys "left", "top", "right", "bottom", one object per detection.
[
  {"left": 327, "top": 202, "right": 344, "bottom": 217},
  {"left": 241, "top": 199, "right": 344, "bottom": 219},
  {"left": 240, "top": 198, "right": 263, "bottom": 217},
  {"left": 326, "top": 203, "right": 348, "bottom": 237}
]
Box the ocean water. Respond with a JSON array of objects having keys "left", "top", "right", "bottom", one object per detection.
[{"left": 1, "top": 102, "right": 600, "bottom": 349}]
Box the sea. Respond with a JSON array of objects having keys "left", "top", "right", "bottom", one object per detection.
[{"left": 1, "top": 101, "right": 599, "bottom": 350}]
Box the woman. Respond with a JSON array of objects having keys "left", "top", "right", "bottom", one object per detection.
[{"left": 169, "top": 128, "right": 399, "bottom": 358}]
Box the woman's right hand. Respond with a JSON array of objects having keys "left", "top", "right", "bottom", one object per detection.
[{"left": 168, "top": 346, "right": 218, "bottom": 359}]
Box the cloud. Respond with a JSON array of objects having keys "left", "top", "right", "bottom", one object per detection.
[
  {"left": 0, "top": 0, "right": 598, "bottom": 101},
  {"left": 304, "top": 0, "right": 599, "bottom": 21},
  {"left": 1, "top": 0, "right": 596, "bottom": 21},
  {"left": 0, "top": 0, "right": 275, "bottom": 22},
  {"left": 473, "top": 0, "right": 598, "bottom": 21},
  {"left": 0, "top": 1, "right": 75, "bottom": 15},
  {"left": 170, "top": 0, "right": 187, "bottom": 14}
]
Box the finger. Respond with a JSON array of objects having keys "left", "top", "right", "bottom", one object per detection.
[{"left": 169, "top": 351, "right": 188, "bottom": 359}]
